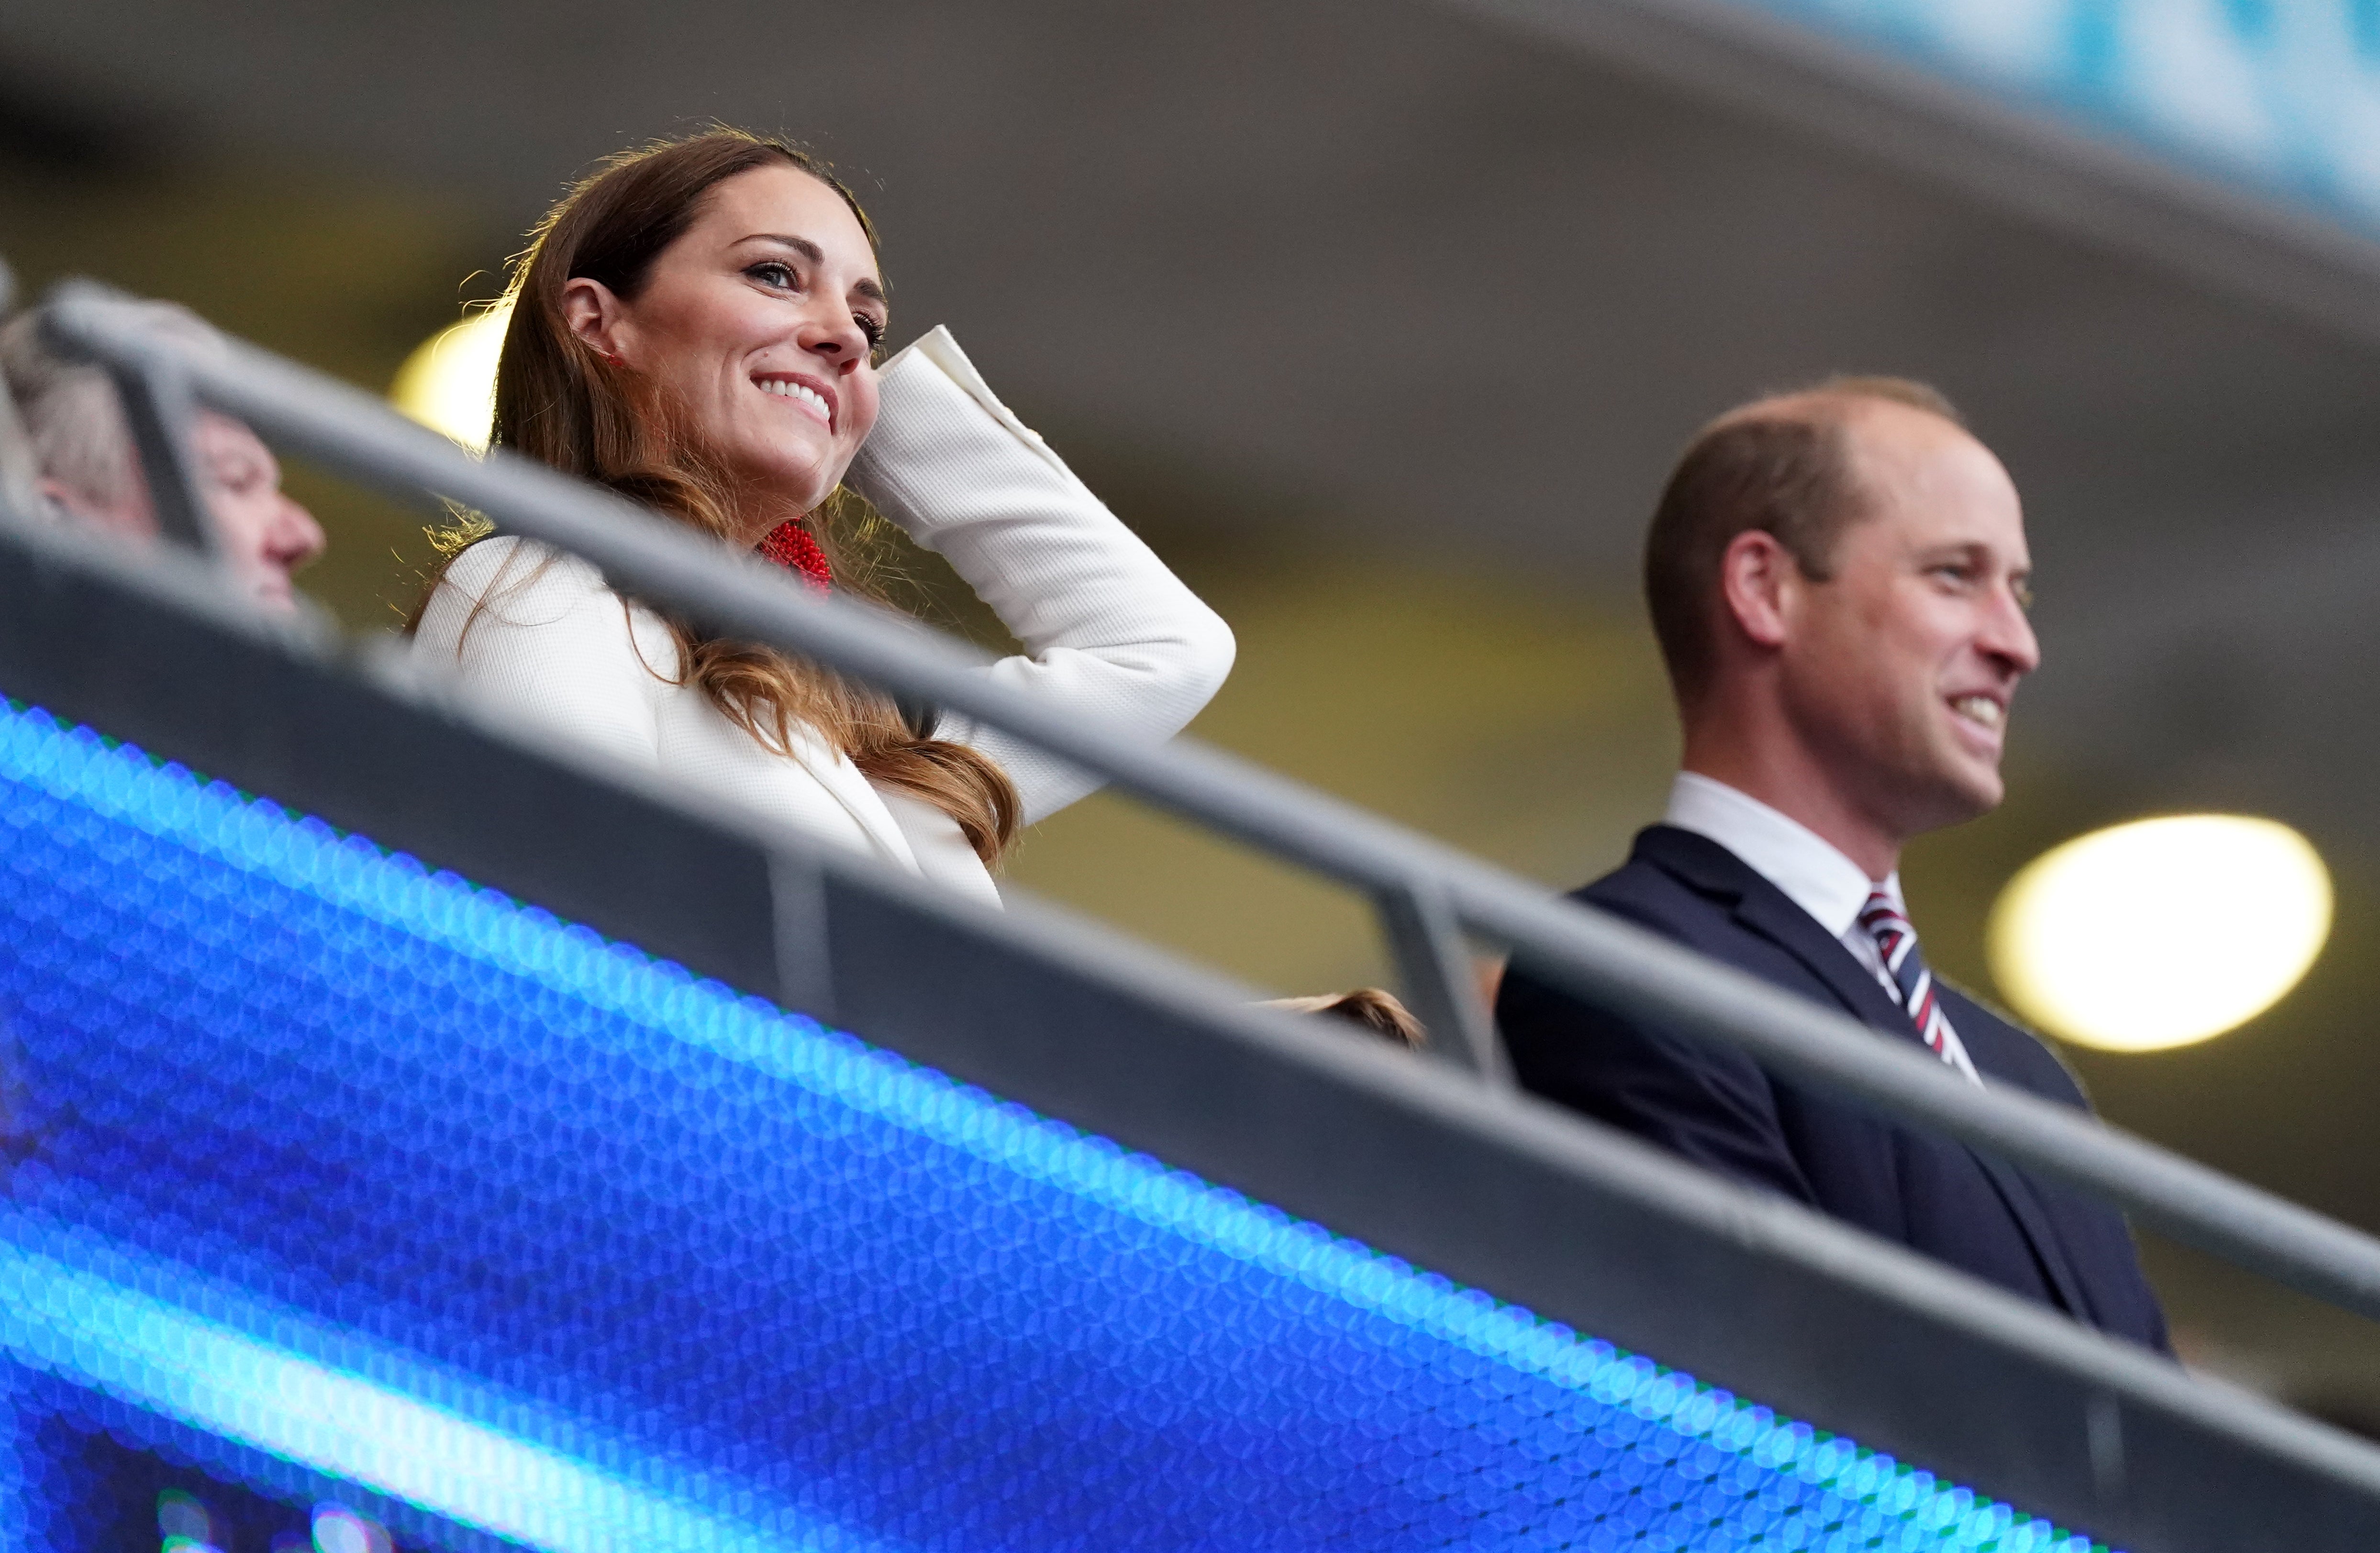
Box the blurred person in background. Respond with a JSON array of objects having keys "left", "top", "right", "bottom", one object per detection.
[
  {"left": 410, "top": 131, "right": 1233, "bottom": 907},
  {"left": 0, "top": 303, "right": 326, "bottom": 610},
  {"left": 1267, "top": 989, "right": 1425, "bottom": 1050},
  {"left": 1496, "top": 379, "right": 2169, "bottom": 1350}
]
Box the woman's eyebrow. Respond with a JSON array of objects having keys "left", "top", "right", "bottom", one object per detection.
[
  {"left": 740, "top": 233, "right": 823, "bottom": 264},
  {"left": 738, "top": 233, "right": 886, "bottom": 304}
]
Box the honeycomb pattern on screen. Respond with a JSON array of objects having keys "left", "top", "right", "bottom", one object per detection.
[{"left": 0, "top": 701, "right": 2110, "bottom": 1552}]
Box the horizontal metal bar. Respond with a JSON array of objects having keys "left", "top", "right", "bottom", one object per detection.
[
  {"left": 104, "top": 354, "right": 217, "bottom": 555},
  {"left": 37, "top": 305, "right": 219, "bottom": 556},
  {"left": 42, "top": 279, "right": 2380, "bottom": 1337}
]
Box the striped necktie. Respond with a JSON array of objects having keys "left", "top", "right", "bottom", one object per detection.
[{"left": 1858, "top": 891, "right": 1980, "bottom": 1083}]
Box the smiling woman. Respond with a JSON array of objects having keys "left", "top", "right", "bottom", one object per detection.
[{"left": 406, "top": 131, "right": 1234, "bottom": 905}]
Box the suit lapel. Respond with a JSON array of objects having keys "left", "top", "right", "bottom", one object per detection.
[
  {"left": 1635, "top": 826, "right": 2099, "bottom": 1321},
  {"left": 1632, "top": 827, "right": 1926, "bottom": 1048},
  {"left": 1728, "top": 887, "right": 1920, "bottom": 1042},
  {"left": 1933, "top": 989, "right": 2102, "bottom": 1323},
  {"left": 1957, "top": 1135, "right": 2098, "bottom": 1321}
]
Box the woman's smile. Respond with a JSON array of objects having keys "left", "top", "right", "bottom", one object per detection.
[{"left": 754, "top": 371, "right": 836, "bottom": 432}]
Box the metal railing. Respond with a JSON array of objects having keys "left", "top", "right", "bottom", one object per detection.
[{"left": 36, "top": 276, "right": 2380, "bottom": 1340}]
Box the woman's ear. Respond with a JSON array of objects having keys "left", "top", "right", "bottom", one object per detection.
[{"left": 560, "top": 277, "right": 626, "bottom": 362}]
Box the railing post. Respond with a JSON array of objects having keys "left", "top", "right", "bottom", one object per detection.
[
  {"left": 0, "top": 261, "right": 42, "bottom": 523},
  {"left": 36, "top": 293, "right": 215, "bottom": 556},
  {"left": 770, "top": 850, "right": 837, "bottom": 1027},
  {"left": 1376, "top": 876, "right": 1509, "bottom": 1084},
  {"left": 106, "top": 352, "right": 218, "bottom": 556}
]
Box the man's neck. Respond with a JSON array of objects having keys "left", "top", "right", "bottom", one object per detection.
[{"left": 1678, "top": 743, "right": 1902, "bottom": 880}]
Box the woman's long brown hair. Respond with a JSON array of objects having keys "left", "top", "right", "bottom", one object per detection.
[{"left": 416, "top": 129, "right": 1019, "bottom": 863}]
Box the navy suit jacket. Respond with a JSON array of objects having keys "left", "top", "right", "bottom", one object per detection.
[{"left": 1497, "top": 824, "right": 2170, "bottom": 1350}]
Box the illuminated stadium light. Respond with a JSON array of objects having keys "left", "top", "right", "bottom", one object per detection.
[
  {"left": 1988, "top": 815, "right": 2331, "bottom": 1053},
  {"left": 388, "top": 299, "right": 511, "bottom": 449}
]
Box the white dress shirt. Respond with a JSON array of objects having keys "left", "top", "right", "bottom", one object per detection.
[
  {"left": 1663, "top": 772, "right": 1981, "bottom": 1081},
  {"left": 1666, "top": 770, "right": 1980, "bottom": 1079},
  {"left": 1664, "top": 773, "right": 1902, "bottom": 982}
]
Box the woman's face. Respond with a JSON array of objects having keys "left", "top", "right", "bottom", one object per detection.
[{"left": 566, "top": 164, "right": 887, "bottom": 536}]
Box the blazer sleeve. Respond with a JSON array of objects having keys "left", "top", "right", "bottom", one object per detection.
[
  {"left": 844, "top": 327, "right": 1236, "bottom": 825},
  {"left": 1497, "top": 903, "right": 1821, "bottom": 1205},
  {"left": 410, "top": 535, "right": 669, "bottom": 775}
]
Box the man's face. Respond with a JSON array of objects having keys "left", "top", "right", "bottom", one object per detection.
[
  {"left": 190, "top": 414, "right": 326, "bottom": 610},
  {"left": 1777, "top": 404, "right": 2039, "bottom": 840},
  {"left": 42, "top": 410, "right": 326, "bottom": 610}
]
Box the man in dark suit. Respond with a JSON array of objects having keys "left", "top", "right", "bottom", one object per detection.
[{"left": 1497, "top": 377, "right": 2168, "bottom": 1349}]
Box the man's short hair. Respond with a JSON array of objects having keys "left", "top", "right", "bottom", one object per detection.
[
  {"left": 0, "top": 301, "right": 222, "bottom": 510},
  {"left": 1642, "top": 376, "right": 1963, "bottom": 703}
]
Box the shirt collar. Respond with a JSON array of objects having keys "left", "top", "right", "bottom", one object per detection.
[{"left": 1663, "top": 772, "right": 1900, "bottom": 939}]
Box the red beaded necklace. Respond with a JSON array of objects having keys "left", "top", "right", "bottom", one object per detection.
[{"left": 756, "top": 520, "right": 834, "bottom": 595}]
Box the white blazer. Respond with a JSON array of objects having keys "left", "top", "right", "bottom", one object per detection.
[{"left": 411, "top": 327, "right": 1235, "bottom": 909}]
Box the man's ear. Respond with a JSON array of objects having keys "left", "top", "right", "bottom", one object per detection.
[
  {"left": 560, "top": 277, "right": 627, "bottom": 361},
  {"left": 32, "top": 476, "right": 75, "bottom": 523},
  {"left": 40, "top": 473, "right": 155, "bottom": 541},
  {"left": 1716, "top": 528, "right": 1799, "bottom": 652}
]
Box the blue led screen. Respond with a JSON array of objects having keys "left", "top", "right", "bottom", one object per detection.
[{"left": 0, "top": 699, "right": 2110, "bottom": 1552}]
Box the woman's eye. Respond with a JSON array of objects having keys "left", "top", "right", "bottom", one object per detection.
[
  {"left": 855, "top": 313, "right": 886, "bottom": 348},
  {"left": 748, "top": 261, "right": 797, "bottom": 289}
]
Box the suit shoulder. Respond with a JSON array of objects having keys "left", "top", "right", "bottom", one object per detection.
[
  {"left": 1506, "top": 857, "right": 1741, "bottom": 1038},
  {"left": 1504, "top": 860, "right": 1674, "bottom": 1017},
  {"left": 1574, "top": 853, "right": 1727, "bottom": 936},
  {"left": 1938, "top": 979, "right": 2091, "bottom": 1107}
]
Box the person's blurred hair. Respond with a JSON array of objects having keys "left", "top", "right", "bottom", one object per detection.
[
  {"left": 1643, "top": 376, "right": 1962, "bottom": 706},
  {"left": 0, "top": 301, "right": 221, "bottom": 513},
  {"left": 421, "top": 127, "right": 1018, "bottom": 863},
  {"left": 1267, "top": 988, "right": 1426, "bottom": 1050}
]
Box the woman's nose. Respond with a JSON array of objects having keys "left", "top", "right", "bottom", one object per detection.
[{"left": 798, "top": 306, "right": 869, "bottom": 368}]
